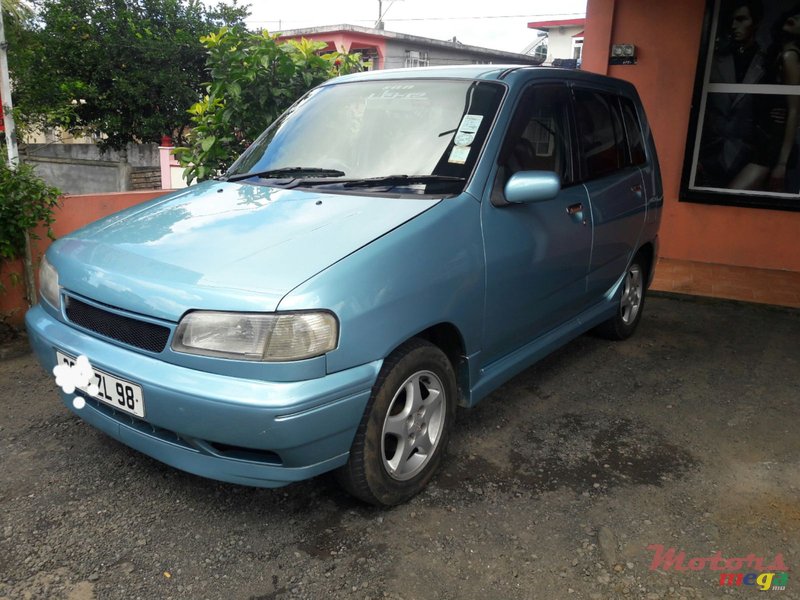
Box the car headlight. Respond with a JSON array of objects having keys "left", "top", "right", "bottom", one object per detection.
[
  {"left": 39, "top": 256, "right": 60, "bottom": 309},
  {"left": 172, "top": 311, "right": 338, "bottom": 362}
]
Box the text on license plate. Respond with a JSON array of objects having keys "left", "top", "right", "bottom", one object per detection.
[{"left": 55, "top": 351, "right": 145, "bottom": 418}]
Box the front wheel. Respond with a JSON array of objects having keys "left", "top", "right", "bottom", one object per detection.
[
  {"left": 594, "top": 253, "right": 647, "bottom": 340},
  {"left": 336, "top": 339, "right": 457, "bottom": 506}
]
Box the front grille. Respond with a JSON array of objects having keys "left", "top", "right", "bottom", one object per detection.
[{"left": 65, "top": 297, "right": 170, "bottom": 353}]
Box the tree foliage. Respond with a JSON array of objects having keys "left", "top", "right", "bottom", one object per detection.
[
  {"left": 174, "top": 28, "right": 364, "bottom": 184},
  {"left": 7, "top": 0, "right": 250, "bottom": 149},
  {"left": 1, "top": 0, "right": 33, "bottom": 21},
  {"left": 0, "top": 155, "right": 60, "bottom": 264}
]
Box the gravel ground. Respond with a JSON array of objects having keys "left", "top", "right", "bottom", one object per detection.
[{"left": 1, "top": 295, "right": 798, "bottom": 600}]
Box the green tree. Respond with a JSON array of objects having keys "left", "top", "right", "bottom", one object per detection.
[
  {"left": 1, "top": 0, "right": 32, "bottom": 20},
  {"left": 174, "top": 28, "right": 363, "bottom": 183},
  {"left": 8, "top": 0, "right": 250, "bottom": 149}
]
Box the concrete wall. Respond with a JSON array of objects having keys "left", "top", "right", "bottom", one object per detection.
[
  {"left": 584, "top": 0, "right": 800, "bottom": 272},
  {"left": 21, "top": 143, "right": 160, "bottom": 195}
]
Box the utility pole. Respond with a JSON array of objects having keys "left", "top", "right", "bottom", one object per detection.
[
  {"left": 0, "top": 6, "right": 36, "bottom": 307},
  {"left": 375, "top": 0, "right": 400, "bottom": 31},
  {"left": 376, "top": 0, "right": 384, "bottom": 30},
  {"left": 0, "top": 6, "right": 20, "bottom": 169}
]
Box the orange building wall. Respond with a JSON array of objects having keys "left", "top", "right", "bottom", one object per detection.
[
  {"left": 1, "top": 190, "right": 169, "bottom": 327},
  {"left": 584, "top": 0, "right": 800, "bottom": 272}
]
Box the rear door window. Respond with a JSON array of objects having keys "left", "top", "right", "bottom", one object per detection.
[{"left": 573, "top": 89, "right": 628, "bottom": 180}]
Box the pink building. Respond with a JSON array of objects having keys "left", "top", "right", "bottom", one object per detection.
[{"left": 277, "top": 24, "right": 542, "bottom": 71}]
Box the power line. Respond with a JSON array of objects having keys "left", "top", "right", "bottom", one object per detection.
[
  {"left": 387, "top": 12, "right": 584, "bottom": 21},
  {"left": 248, "top": 12, "right": 585, "bottom": 25}
]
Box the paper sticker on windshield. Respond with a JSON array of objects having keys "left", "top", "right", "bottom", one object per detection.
[
  {"left": 448, "top": 146, "right": 471, "bottom": 164},
  {"left": 454, "top": 115, "right": 483, "bottom": 146}
]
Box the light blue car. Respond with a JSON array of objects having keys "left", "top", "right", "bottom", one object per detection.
[{"left": 27, "top": 65, "right": 662, "bottom": 506}]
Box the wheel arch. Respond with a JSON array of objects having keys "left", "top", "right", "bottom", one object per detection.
[
  {"left": 403, "top": 322, "right": 470, "bottom": 407},
  {"left": 636, "top": 241, "right": 656, "bottom": 289}
]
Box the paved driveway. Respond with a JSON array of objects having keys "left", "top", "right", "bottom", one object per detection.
[{"left": 1, "top": 295, "right": 798, "bottom": 600}]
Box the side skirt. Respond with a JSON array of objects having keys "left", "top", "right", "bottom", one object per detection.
[{"left": 465, "top": 278, "right": 624, "bottom": 407}]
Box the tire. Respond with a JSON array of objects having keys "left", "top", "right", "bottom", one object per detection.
[
  {"left": 336, "top": 338, "right": 457, "bottom": 506},
  {"left": 594, "top": 252, "right": 648, "bottom": 340}
]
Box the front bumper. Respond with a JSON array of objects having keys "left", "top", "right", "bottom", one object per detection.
[{"left": 26, "top": 305, "right": 381, "bottom": 488}]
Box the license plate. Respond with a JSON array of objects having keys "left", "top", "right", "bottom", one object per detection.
[{"left": 55, "top": 351, "right": 145, "bottom": 418}]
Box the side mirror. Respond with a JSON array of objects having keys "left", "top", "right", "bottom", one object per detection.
[{"left": 504, "top": 171, "right": 561, "bottom": 204}]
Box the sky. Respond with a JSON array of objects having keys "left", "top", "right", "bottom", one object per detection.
[{"left": 213, "top": 0, "right": 587, "bottom": 54}]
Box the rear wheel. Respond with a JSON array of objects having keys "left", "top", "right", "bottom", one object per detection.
[
  {"left": 336, "top": 338, "right": 456, "bottom": 506},
  {"left": 594, "top": 253, "right": 647, "bottom": 340}
]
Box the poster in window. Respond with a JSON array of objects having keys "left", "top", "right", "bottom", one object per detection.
[{"left": 681, "top": 0, "right": 800, "bottom": 211}]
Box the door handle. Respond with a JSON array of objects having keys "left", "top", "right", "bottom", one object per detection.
[
  {"left": 566, "top": 203, "right": 588, "bottom": 226},
  {"left": 566, "top": 203, "right": 583, "bottom": 216}
]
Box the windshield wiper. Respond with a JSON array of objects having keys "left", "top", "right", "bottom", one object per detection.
[
  {"left": 340, "top": 175, "right": 466, "bottom": 189},
  {"left": 225, "top": 167, "right": 346, "bottom": 182}
]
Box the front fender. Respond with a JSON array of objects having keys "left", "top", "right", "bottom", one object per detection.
[{"left": 278, "top": 195, "right": 485, "bottom": 375}]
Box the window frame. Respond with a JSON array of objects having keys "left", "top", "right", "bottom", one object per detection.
[
  {"left": 404, "top": 50, "right": 430, "bottom": 68},
  {"left": 572, "top": 38, "right": 584, "bottom": 61}
]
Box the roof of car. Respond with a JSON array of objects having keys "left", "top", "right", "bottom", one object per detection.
[
  {"left": 330, "top": 64, "right": 530, "bottom": 83},
  {"left": 326, "top": 65, "right": 636, "bottom": 92}
]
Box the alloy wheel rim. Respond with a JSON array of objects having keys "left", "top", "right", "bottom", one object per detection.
[
  {"left": 381, "top": 370, "right": 446, "bottom": 481},
  {"left": 620, "top": 264, "right": 643, "bottom": 325}
]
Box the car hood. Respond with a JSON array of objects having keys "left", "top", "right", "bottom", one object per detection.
[{"left": 51, "top": 181, "right": 441, "bottom": 321}]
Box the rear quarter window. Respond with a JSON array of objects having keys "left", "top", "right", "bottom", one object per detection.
[{"left": 620, "top": 97, "right": 647, "bottom": 166}]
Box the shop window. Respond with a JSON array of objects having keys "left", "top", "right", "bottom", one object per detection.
[{"left": 681, "top": 0, "right": 800, "bottom": 212}]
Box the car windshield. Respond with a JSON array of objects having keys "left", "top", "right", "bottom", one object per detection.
[{"left": 225, "top": 78, "right": 506, "bottom": 194}]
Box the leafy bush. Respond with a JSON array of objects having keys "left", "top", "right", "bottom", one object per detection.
[
  {"left": 0, "top": 159, "right": 60, "bottom": 266},
  {"left": 174, "top": 29, "right": 363, "bottom": 184}
]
